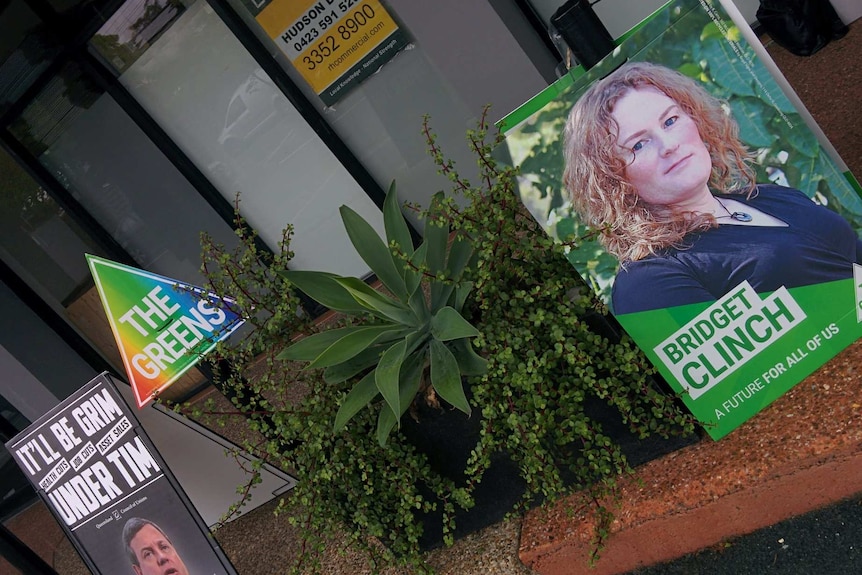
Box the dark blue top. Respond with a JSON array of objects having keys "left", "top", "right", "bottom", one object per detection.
[{"left": 611, "top": 184, "right": 862, "bottom": 315}]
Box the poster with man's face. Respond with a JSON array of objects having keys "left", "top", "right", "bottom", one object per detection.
[
  {"left": 5, "top": 374, "right": 237, "bottom": 574},
  {"left": 501, "top": 0, "right": 861, "bottom": 439}
]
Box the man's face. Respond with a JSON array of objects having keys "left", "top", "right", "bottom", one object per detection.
[{"left": 129, "top": 524, "right": 190, "bottom": 575}]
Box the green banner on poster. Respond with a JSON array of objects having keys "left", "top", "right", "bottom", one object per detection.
[
  {"left": 86, "top": 255, "right": 244, "bottom": 407},
  {"left": 502, "top": 0, "right": 862, "bottom": 439}
]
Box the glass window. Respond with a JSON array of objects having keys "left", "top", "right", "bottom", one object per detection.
[
  {"left": 222, "top": 0, "right": 549, "bottom": 230},
  {"left": 90, "top": 0, "right": 385, "bottom": 277},
  {"left": 0, "top": 0, "right": 62, "bottom": 116},
  {"left": 8, "top": 62, "right": 239, "bottom": 287},
  {"left": 5, "top": 61, "right": 239, "bottom": 395},
  {"left": 0, "top": 146, "right": 101, "bottom": 306},
  {"left": 0, "top": 393, "right": 35, "bottom": 521}
]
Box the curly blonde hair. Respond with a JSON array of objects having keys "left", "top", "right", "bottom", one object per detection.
[{"left": 562, "top": 61, "right": 755, "bottom": 262}]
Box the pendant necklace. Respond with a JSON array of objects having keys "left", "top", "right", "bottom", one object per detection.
[{"left": 715, "top": 198, "right": 753, "bottom": 222}]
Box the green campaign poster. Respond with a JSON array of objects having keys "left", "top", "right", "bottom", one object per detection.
[
  {"left": 87, "top": 255, "right": 245, "bottom": 408},
  {"left": 501, "top": 0, "right": 862, "bottom": 439}
]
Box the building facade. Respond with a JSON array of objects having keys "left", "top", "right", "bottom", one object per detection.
[{"left": 0, "top": 0, "right": 779, "bottom": 571}]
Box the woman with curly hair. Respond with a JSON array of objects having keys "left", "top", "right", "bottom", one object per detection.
[{"left": 563, "top": 61, "right": 861, "bottom": 315}]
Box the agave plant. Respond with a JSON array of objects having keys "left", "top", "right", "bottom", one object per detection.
[{"left": 277, "top": 183, "right": 487, "bottom": 445}]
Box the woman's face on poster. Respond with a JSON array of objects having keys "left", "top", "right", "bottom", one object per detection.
[{"left": 612, "top": 86, "right": 713, "bottom": 210}]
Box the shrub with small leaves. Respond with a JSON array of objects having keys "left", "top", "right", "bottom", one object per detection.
[
  {"left": 422, "top": 107, "right": 698, "bottom": 556},
  {"left": 187, "top": 108, "right": 699, "bottom": 574},
  {"left": 188, "top": 199, "right": 473, "bottom": 574}
]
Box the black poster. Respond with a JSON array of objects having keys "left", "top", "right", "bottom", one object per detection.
[{"left": 5, "top": 372, "right": 237, "bottom": 575}]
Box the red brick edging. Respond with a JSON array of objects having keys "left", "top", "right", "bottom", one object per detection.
[
  {"left": 519, "top": 443, "right": 862, "bottom": 575},
  {"left": 518, "top": 341, "right": 862, "bottom": 575}
]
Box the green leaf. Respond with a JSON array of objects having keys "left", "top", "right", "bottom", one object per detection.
[
  {"left": 702, "top": 37, "right": 758, "bottom": 98},
  {"left": 376, "top": 405, "right": 398, "bottom": 447},
  {"left": 376, "top": 350, "right": 425, "bottom": 446},
  {"left": 430, "top": 283, "right": 455, "bottom": 314},
  {"left": 405, "top": 242, "right": 428, "bottom": 296},
  {"left": 334, "top": 277, "right": 418, "bottom": 326},
  {"left": 431, "top": 234, "right": 472, "bottom": 311},
  {"left": 340, "top": 204, "right": 408, "bottom": 301},
  {"left": 431, "top": 307, "right": 480, "bottom": 341},
  {"left": 376, "top": 340, "right": 406, "bottom": 420},
  {"left": 445, "top": 236, "right": 473, "bottom": 281},
  {"left": 277, "top": 326, "right": 370, "bottom": 361},
  {"left": 323, "top": 344, "right": 386, "bottom": 384},
  {"left": 555, "top": 216, "right": 577, "bottom": 243},
  {"left": 403, "top": 330, "right": 430, "bottom": 357},
  {"left": 430, "top": 339, "right": 470, "bottom": 415},
  {"left": 408, "top": 286, "right": 429, "bottom": 324},
  {"left": 787, "top": 125, "right": 821, "bottom": 159},
  {"left": 383, "top": 181, "right": 414, "bottom": 262},
  {"left": 452, "top": 281, "right": 473, "bottom": 313},
  {"left": 763, "top": 85, "right": 800, "bottom": 116},
  {"left": 398, "top": 350, "right": 425, "bottom": 413},
  {"left": 699, "top": 21, "right": 723, "bottom": 42},
  {"left": 789, "top": 153, "right": 820, "bottom": 197},
  {"left": 333, "top": 371, "right": 378, "bottom": 432},
  {"left": 676, "top": 62, "right": 703, "bottom": 79},
  {"left": 728, "top": 97, "right": 777, "bottom": 148},
  {"left": 279, "top": 270, "right": 368, "bottom": 314},
  {"left": 817, "top": 153, "right": 862, "bottom": 215},
  {"left": 448, "top": 338, "right": 488, "bottom": 376},
  {"left": 308, "top": 325, "right": 405, "bottom": 369}
]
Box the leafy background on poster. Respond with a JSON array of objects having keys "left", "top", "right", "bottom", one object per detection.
[{"left": 504, "top": 0, "right": 862, "bottom": 305}]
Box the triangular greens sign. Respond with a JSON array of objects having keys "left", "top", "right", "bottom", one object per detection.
[{"left": 86, "top": 254, "right": 244, "bottom": 407}]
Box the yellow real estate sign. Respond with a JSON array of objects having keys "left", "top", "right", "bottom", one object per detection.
[{"left": 252, "top": 0, "right": 409, "bottom": 104}]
